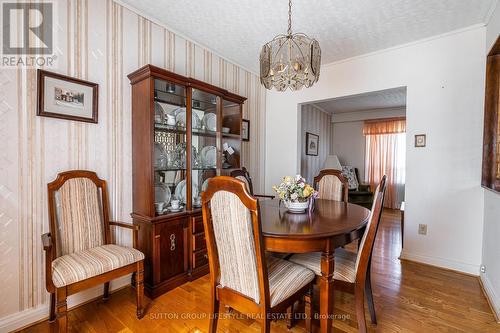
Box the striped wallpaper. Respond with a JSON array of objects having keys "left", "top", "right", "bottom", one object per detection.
[
  {"left": 300, "top": 105, "right": 333, "bottom": 184},
  {"left": 0, "top": 0, "right": 266, "bottom": 325}
]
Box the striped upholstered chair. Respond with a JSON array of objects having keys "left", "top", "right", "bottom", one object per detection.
[
  {"left": 289, "top": 176, "right": 387, "bottom": 333},
  {"left": 201, "top": 176, "right": 315, "bottom": 333},
  {"left": 42, "top": 170, "right": 145, "bottom": 332},
  {"left": 314, "top": 169, "right": 349, "bottom": 202}
]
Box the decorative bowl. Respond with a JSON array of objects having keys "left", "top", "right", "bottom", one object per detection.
[{"left": 284, "top": 200, "right": 309, "bottom": 213}]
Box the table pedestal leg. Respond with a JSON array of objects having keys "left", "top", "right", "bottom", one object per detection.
[{"left": 319, "top": 251, "right": 334, "bottom": 333}]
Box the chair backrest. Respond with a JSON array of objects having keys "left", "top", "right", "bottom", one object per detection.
[
  {"left": 47, "top": 170, "right": 110, "bottom": 257},
  {"left": 201, "top": 176, "right": 269, "bottom": 306},
  {"left": 229, "top": 167, "right": 254, "bottom": 195},
  {"left": 354, "top": 175, "right": 387, "bottom": 279},
  {"left": 314, "top": 169, "right": 349, "bottom": 202}
]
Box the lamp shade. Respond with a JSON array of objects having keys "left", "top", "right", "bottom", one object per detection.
[{"left": 323, "top": 155, "right": 342, "bottom": 170}]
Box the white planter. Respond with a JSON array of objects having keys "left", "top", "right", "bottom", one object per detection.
[{"left": 284, "top": 200, "right": 309, "bottom": 213}]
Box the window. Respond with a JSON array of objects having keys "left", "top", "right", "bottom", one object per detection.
[{"left": 364, "top": 118, "right": 406, "bottom": 209}]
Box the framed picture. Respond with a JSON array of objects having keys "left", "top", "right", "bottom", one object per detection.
[
  {"left": 306, "top": 132, "right": 319, "bottom": 156},
  {"left": 415, "top": 134, "right": 426, "bottom": 147},
  {"left": 242, "top": 119, "right": 250, "bottom": 141},
  {"left": 37, "top": 69, "right": 98, "bottom": 123}
]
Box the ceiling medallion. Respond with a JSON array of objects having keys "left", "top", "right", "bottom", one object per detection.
[{"left": 260, "top": 0, "right": 321, "bottom": 91}]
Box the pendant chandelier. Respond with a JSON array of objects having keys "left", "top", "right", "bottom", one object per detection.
[{"left": 259, "top": 0, "right": 321, "bottom": 91}]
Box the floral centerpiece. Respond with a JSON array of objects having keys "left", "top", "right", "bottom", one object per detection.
[{"left": 273, "top": 175, "right": 318, "bottom": 213}]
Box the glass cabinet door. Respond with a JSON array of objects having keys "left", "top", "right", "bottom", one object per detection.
[
  {"left": 221, "top": 98, "right": 242, "bottom": 175},
  {"left": 153, "top": 79, "right": 187, "bottom": 215},
  {"left": 191, "top": 88, "right": 219, "bottom": 209}
]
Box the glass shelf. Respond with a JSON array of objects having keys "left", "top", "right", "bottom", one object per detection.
[
  {"left": 155, "top": 123, "right": 218, "bottom": 138},
  {"left": 222, "top": 133, "right": 240, "bottom": 139}
]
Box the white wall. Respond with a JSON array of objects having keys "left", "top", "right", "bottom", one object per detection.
[
  {"left": 331, "top": 121, "right": 366, "bottom": 180},
  {"left": 300, "top": 105, "right": 332, "bottom": 184},
  {"left": 265, "top": 26, "right": 486, "bottom": 274},
  {"left": 481, "top": 0, "right": 500, "bottom": 321},
  {"left": 487, "top": 1, "right": 500, "bottom": 50}
]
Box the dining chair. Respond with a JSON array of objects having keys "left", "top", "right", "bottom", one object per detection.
[
  {"left": 230, "top": 167, "right": 275, "bottom": 199},
  {"left": 314, "top": 169, "right": 349, "bottom": 202},
  {"left": 288, "top": 175, "right": 387, "bottom": 333},
  {"left": 201, "top": 176, "right": 315, "bottom": 333},
  {"left": 42, "top": 170, "right": 145, "bottom": 332}
]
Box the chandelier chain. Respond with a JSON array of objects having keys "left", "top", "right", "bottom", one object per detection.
[{"left": 287, "top": 0, "right": 292, "bottom": 36}]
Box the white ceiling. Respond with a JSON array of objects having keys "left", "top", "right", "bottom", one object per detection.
[
  {"left": 120, "top": 0, "right": 497, "bottom": 73},
  {"left": 312, "top": 87, "right": 407, "bottom": 114}
]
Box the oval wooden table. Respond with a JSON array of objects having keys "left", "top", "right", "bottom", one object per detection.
[{"left": 259, "top": 199, "right": 370, "bottom": 333}]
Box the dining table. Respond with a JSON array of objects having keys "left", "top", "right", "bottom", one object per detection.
[{"left": 259, "top": 198, "right": 370, "bottom": 333}]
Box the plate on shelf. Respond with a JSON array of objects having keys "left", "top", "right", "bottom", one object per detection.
[
  {"left": 200, "top": 146, "right": 217, "bottom": 168},
  {"left": 202, "top": 113, "right": 217, "bottom": 131},
  {"left": 168, "top": 107, "right": 184, "bottom": 118},
  {"left": 167, "top": 205, "right": 184, "bottom": 213},
  {"left": 174, "top": 180, "right": 199, "bottom": 204},
  {"left": 176, "top": 109, "right": 201, "bottom": 129},
  {"left": 154, "top": 183, "right": 171, "bottom": 206}
]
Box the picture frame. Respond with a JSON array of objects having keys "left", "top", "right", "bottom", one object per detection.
[
  {"left": 306, "top": 132, "right": 319, "bottom": 156},
  {"left": 415, "top": 134, "right": 426, "bottom": 147},
  {"left": 242, "top": 119, "right": 250, "bottom": 141},
  {"left": 37, "top": 69, "right": 98, "bottom": 123}
]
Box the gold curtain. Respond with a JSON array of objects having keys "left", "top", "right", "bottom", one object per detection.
[{"left": 363, "top": 118, "right": 406, "bottom": 136}]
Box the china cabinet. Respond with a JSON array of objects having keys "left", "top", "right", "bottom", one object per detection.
[{"left": 128, "top": 65, "right": 246, "bottom": 298}]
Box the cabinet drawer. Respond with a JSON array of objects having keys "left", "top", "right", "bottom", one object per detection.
[
  {"left": 192, "top": 232, "right": 206, "bottom": 252},
  {"left": 192, "top": 216, "right": 204, "bottom": 234},
  {"left": 192, "top": 250, "right": 208, "bottom": 269}
]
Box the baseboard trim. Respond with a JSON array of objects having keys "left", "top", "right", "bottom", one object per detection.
[
  {"left": 1, "top": 275, "right": 131, "bottom": 333},
  {"left": 479, "top": 274, "right": 500, "bottom": 323},
  {"left": 400, "top": 250, "right": 480, "bottom": 275}
]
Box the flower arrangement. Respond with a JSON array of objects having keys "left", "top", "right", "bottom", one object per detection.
[{"left": 273, "top": 175, "right": 318, "bottom": 203}]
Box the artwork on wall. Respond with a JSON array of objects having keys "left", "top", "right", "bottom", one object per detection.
[
  {"left": 415, "top": 134, "right": 426, "bottom": 147},
  {"left": 37, "top": 69, "right": 98, "bottom": 123},
  {"left": 242, "top": 119, "right": 250, "bottom": 141},
  {"left": 306, "top": 132, "right": 319, "bottom": 156}
]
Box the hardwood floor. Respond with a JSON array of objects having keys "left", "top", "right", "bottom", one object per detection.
[{"left": 20, "top": 209, "right": 499, "bottom": 333}]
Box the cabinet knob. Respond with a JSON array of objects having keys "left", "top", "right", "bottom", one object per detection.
[{"left": 204, "top": 253, "right": 208, "bottom": 259}]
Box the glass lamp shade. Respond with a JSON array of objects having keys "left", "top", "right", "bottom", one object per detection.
[
  {"left": 323, "top": 155, "right": 342, "bottom": 170},
  {"left": 260, "top": 33, "right": 321, "bottom": 91}
]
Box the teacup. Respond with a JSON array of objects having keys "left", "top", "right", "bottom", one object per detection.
[
  {"left": 154, "top": 202, "right": 165, "bottom": 214},
  {"left": 166, "top": 114, "right": 176, "bottom": 126},
  {"left": 193, "top": 196, "right": 201, "bottom": 207},
  {"left": 171, "top": 199, "right": 180, "bottom": 210}
]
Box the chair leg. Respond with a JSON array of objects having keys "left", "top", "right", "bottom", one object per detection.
[
  {"left": 286, "top": 301, "right": 296, "bottom": 329},
  {"left": 135, "top": 261, "right": 145, "bottom": 319},
  {"left": 305, "top": 288, "right": 313, "bottom": 333},
  {"left": 209, "top": 286, "right": 220, "bottom": 333},
  {"left": 49, "top": 292, "right": 56, "bottom": 323},
  {"left": 365, "top": 268, "right": 377, "bottom": 325},
  {"left": 103, "top": 282, "right": 110, "bottom": 301},
  {"left": 354, "top": 282, "right": 367, "bottom": 333},
  {"left": 55, "top": 287, "right": 68, "bottom": 333},
  {"left": 260, "top": 316, "right": 270, "bottom": 333}
]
